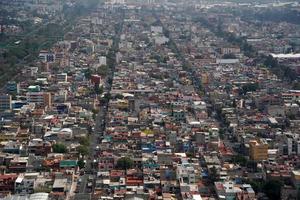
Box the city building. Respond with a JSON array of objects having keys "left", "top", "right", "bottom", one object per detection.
[
  {"left": 249, "top": 139, "right": 268, "bottom": 161},
  {"left": 0, "top": 94, "right": 12, "bottom": 111}
]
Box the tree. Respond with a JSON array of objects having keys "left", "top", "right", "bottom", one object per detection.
[
  {"left": 232, "top": 155, "right": 248, "bottom": 167},
  {"left": 78, "top": 145, "right": 89, "bottom": 156},
  {"left": 186, "top": 152, "right": 194, "bottom": 158},
  {"left": 97, "top": 65, "right": 108, "bottom": 76},
  {"left": 103, "top": 93, "right": 111, "bottom": 102},
  {"left": 92, "top": 109, "right": 98, "bottom": 120},
  {"left": 52, "top": 143, "right": 67, "bottom": 153},
  {"left": 79, "top": 137, "right": 90, "bottom": 146},
  {"left": 240, "top": 83, "right": 259, "bottom": 95},
  {"left": 94, "top": 85, "right": 103, "bottom": 95},
  {"left": 219, "top": 128, "right": 226, "bottom": 140},
  {"left": 247, "top": 160, "right": 258, "bottom": 172},
  {"left": 107, "top": 77, "right": 113, "bottom": 85},
  {"left": 209, "top": 166, "right": 218, "bottom": 182},
  {"left": 263, "top": 55, "right": 298, "bottom": 82},
  {"left": 84, "top": 68, "right": 92, "bottom": 79},
  {"left": 116, "top": 157, "right": 133, "bottom": 170},
  {"left": 115, "top": 94, "right": 124, "bottom": 99},
  {"left": 263, "top": 180, "right": 282, "bottom": 200},
  {"left": 246, "top": 179, "right": 264, "bottom": 193},
  {"left": 77, "top": 159, "right": 85, "bottom": 169}
]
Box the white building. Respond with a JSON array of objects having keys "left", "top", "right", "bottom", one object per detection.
[
  {"left": 214, "top": 181, "right": 255, "bottom": 200},
  {"left": 151, "top": 26, "right": 163, "bottom": 34},
  {"left": 56, "top": 73, "right": 68, "bottom": 82},
  {"left": 99, "top": 56, "right": 107, "bottom": 66},
  {"left": 154, "top": 36, "right": 169, "bottom": 45},
  {"left": 176, "top": 163, "right": 197, "bottom": 184}
]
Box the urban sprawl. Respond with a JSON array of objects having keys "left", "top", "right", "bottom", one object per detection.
[{"left": 0, "top": 0, "right": 300, "bottom": 200}]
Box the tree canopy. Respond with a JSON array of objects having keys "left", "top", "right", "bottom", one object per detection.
[
  {"left": 52, "top": 143, "right": 67, "bottom": 153},
  {"left": 77, "top": 159, "right": 85, "bottom": 169},
  {"left": 78, "top": 145, "right": 89, "bottom": 156},
  {"left": 116, "top": 157, "right": 133, "bottom": 170}
]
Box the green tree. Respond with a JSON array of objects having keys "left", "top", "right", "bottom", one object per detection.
[
  {"left": 92, "top": 109, "right": 98, "bottom": 120},
  {"left": 103, "top": 93, "right": 111, "bottom": 102},
  {"left": 115, "top": 94, "right": 124, "bottom": 99},
  {"left": 52, "top": 143, "right": 67, "bottom": 153},
  {"left": 246, "top": 160, "right": 258, "bottom": 172},
  {"left": 232, "top": 155, "right": 248, "bottom": 167},
  {"left": 97, "top": 65, "right": 108, "bottom": 76},
  {"left": 240, "top": 83, "right": 259, "bottom": 95},
  {"left": 246, "top": 179, "right": 264, "bottom": 193},
  {"left": 77, "top": 159, "right": 85, "bottom": 169},
  {"left": 84, "top": 68, "right": 92, "bottom": 79},
  {"left": 94, "top": 85, "right": 103, "bottom": 95},
  {"left": 263, "top": 180, "right": 282, "bottom": 200},
  {"left": 116, "top": 157, "right": 133, "bottom": 170},
  {"left": 264, "top": 55, "right": 278, "bottom": 68},
  {"left": 79, "top": 137, "right": 90, "bottom": 146},
  {"left": 209, "top": 166, "right": 218, "bottom": 182},
  {"left": 78, "top": 145, "right": 89, "bottom": 156},
  {"left": 186, "top": 152, "right": 194, "bottom": 158}
]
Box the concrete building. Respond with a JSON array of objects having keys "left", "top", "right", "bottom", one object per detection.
[
  {"left": 215, "top": 181, "right": 255, "bottom": 200},
  {"left": 282, "top": 90, "right": 300, "bottom": 103},
  {"left": 249, "top": 139, "right": 268, "bottom": 161},
  {"left": 0, "top": 94, "right": 12, "bottom": 111},
  {"left": 56, "top": 73, "right": 68, "bottom": 82},
  {"left": 99, "top": 56, "right": 107, "bottom": 66},
  {"left": 15, "top": 173, "right": 39, "bottom": 194},
  {"left": 26, "top": 92, "right": 52, "bottom": 108},
  {"left": 6, "top": 81, "right": 20, "bottom": 94}
]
